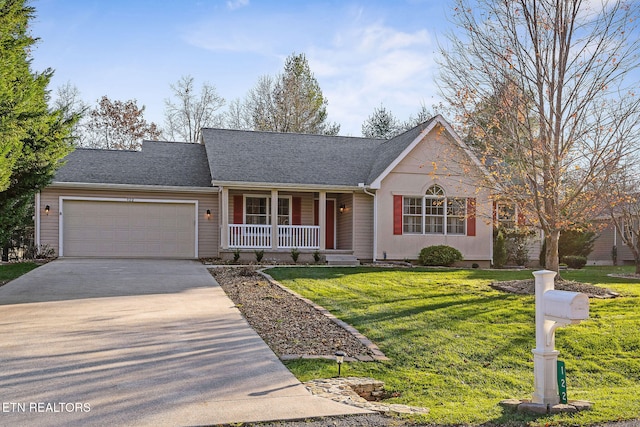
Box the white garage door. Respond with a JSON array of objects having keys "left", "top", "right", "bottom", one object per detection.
[{"left": 62, "top": 200, "right": 196, "bottom": 258}]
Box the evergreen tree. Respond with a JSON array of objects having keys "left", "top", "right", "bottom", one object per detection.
[
  {"left": 243, "top": 53, "right": 340, "bottom": 135},
  {"left": 0, "top": 0, "right": 75, "bottom": 251},
  {"left": 361, "top": 105, "right": 400, "bottom": 139}
]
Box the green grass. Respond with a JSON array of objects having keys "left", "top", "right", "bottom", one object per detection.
[
  {"left": 0, "top": 262, "right": 38, "bottom": 286},
  {"left": 267, "top": 266, "right": 640, "bottom": 425}
]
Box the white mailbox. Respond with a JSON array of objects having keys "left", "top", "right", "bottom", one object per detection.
[{"left": 543, "top": 290, "right": 589, "bottom": 324}]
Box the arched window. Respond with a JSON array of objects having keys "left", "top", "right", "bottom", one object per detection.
[
  {"left": 425, "top": 186, "right": 445, "bottom": 233},
  {"left": 400, "top": 185, "right": 467, "bottom": 235}
]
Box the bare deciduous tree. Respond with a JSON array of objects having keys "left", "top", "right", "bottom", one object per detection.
[
  {"left": 164, "top": 75, "right": 225, "bottom": 143},
  {"left": 438, "top": 0, "right": 640, "bottom": 272},
  {"left": 84, "top": 96, "right": 161, "bottom": 150}
]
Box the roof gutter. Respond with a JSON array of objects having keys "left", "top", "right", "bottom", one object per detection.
[
  {"left": 211, "top": 180, "right": 364, "bottom": 192},
  {"left": 48, "top": 181, "right": 220, "bottom": 194}
]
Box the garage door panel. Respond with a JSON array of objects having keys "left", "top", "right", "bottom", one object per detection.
[{"left": 63, "top": 200, "right": 196, "bottom": 258}]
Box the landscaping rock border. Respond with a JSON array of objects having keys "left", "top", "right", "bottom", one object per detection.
[{"left": 305, "top": 377, "right": 429, "bottom": 416}]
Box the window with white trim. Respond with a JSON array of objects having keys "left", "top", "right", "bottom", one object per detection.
[
  {"left": 245, "top": 197, "right": 268, "bottom": 225},
  {"left": 244, "top": 196, "right": 291, "bottom": 225},
  {"left": 402, "top": 185, "right": 466, "bottom": 235}
]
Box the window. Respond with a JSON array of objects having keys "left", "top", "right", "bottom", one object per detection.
[
  {"left": 496, "top": 202, "right": 516, "bottom": 229},
  {"left": 277, "top": 198, "right": 290, "bottom": 225},
  {"left": 403, "top": 197, "right": 423, "bottom": 233},
  {"left": 244, "top": 196, "right": 291, "bottom": 225},
  {"left": 245, "top": 197, "right": 268, "bottom": 224},
  {"left": 447, "top": 198, "right": 466, "bottom": 234},
  {"left": 400, "top": 185, "right": 467, "bottom": 235}
]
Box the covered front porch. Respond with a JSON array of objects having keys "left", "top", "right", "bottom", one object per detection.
[{"left": 218, "top": 187, "right": 357, "bottom": 257}]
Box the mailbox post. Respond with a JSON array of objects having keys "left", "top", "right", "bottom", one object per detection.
[{"left": 532, "top": 270, "right": 589, "bottom": 405}]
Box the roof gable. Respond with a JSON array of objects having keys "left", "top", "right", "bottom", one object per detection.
[{"left": 368, "top": 115, "right": 486, "bottom": 189}]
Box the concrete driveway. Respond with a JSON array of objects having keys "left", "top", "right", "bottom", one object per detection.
[{"left": 0, "top": 259, "right": 369, "bottom": 426}]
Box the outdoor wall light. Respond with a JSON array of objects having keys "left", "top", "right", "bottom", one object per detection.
[
  {"left": 339, "top": 204, "right": 346, "bottom": 213},
  {"left": 335, "top": 350, "right": 346, "bottom": 377},
  {"left": 206, "top": 209, "right": 212, "bottom": 220},
  {"left": 45, "top": 205, "right": 50, "bottom": 215}
]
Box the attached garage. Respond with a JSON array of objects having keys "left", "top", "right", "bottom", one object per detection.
[{"left": 60, "top": 198, "right": 197, "bottom": 258}]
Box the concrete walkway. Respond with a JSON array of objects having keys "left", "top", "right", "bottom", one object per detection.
[{"left": 0, "top": 259, "right": 370, "bottom": 426}]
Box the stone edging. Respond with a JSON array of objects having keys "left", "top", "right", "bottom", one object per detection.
[
  {"left": 500, "top": 398, "right": 593, "bottom": 414},
  {"left": 258, "top": 269, "right": 390, "bottom": 362},
  {"left": 305, "top": 377, "right": 429, "bottom": 416}
]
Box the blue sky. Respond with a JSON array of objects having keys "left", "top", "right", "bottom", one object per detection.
[{"left": 30, "top": 0, "right": 454, "bottom": 136}]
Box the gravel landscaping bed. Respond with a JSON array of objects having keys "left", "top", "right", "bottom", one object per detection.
[{"left": 209, "top": 267, "right": 377, "bottom": 359}]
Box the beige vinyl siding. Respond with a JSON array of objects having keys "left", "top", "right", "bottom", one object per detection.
[
  {"left": 336, "top": 193, "right": 353, "bottom": 250},
  {"left": 39, "top": 187, "right": 218, "bottom": 258},
  {"left": 353, "top": 192, "right": 374, "bottom": 260}
]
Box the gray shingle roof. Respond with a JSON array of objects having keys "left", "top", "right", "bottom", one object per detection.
[
  {"left": 53, "top": 117, "right": 449, "bottom": 189},
  {"left": 53, "top": 141, "right": 213, "bottom": 188},
  {"left": 202, "top": 128, "right": 384, "bottom": 187}
]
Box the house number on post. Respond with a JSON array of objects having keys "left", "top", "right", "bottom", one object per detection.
[{"left": 557, "top": 361, "right": 568, "bottom": 404}]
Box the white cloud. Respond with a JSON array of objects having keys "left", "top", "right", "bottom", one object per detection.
[
  {"left": 226, "top": 0, "right": 249, "bottom": 11},
  {"left": 308, "top": 22, "right": 437, "bottom": 135}
]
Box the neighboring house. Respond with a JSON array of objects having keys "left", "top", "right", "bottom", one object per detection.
[
  {"left": 35, "top": 115, "right": 494, "bottom": 266},
  {"left": 589, "top": 221, "right": 636, "bottom": 266}
]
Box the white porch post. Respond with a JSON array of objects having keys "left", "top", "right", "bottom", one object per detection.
[
  {"left": 221, "top": 187, "right": 229, "bottom": 249},
  {"left": 271, "top": 189, "right": 278, "bottom": 249},
  {"left": 319, "top": 191, "right": 326, "bottom": 250}
]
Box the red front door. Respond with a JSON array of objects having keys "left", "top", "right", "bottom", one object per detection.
[{"left": 314, "top": 199, "right": 336, "bottom": 249}]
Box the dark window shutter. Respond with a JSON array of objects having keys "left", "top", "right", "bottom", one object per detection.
[
  {"left": 467, "top": 198, "right": 476, "bottom": 237},
  {"left": 292, "top": 197, "right": 302, "bottom": 225},
  {"left": 233, "top": 195, "right": 243, "bottom": 224},
  {"left": 393, "top": 195, "right": 403, "bottom": 235},
  {"left": 517, "top": 208, "right": 526, "bottom": 227}
]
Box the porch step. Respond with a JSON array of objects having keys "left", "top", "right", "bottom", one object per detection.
[{"left": 325, "top": 255, "right": 360, "bottom": 266}]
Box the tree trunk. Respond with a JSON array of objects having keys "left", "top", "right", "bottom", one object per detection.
[{"left": 545, "top": 230, "right": 560, "bottom": 273}]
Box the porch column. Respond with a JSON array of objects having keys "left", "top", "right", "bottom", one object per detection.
[
  {"left": 271, "top": 189, "right": 278, "bottom": 249},
  {"left": 221, "top": 187, "right": 229, "bottom": 249},
  {"left": 319, "top": 191, "right": 326, "bottom": 250}
]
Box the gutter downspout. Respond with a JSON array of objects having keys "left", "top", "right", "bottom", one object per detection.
[
  {"left": 34, "top": 192, "right": 41, "bottom": 248},
  {"left": 360, "top": 184, "right": 377, "bottom": 262}
]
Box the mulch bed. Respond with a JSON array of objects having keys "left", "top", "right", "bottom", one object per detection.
[
  {"left": 209, "top": 267, "right": 377, "bottom": 359},
  {"left": 490, "top": 279, "right": 620, "bottom": 298}
]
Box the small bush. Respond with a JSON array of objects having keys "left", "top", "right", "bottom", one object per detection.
[
  {"left": 472, "top": 263, "right": 480, "bottom": 269},
  {"left": 254, "top": 250, "right": 264, "bottom": 263},
  {"left": 232, "top": 248, "right": 241, "bottom": 263},
  {"left": 418, "top": 245, "right": 463, "bottom": 267},
  {"left": 493, "top": 230, "right": 507, "bottom": 268},
  {"left": 312, "top": 250, "right": 321, "bottom": 263},
  {"left": 290, "top": 248, "right": 300, "bottom": 263},
  {"left": 563, "top": 255, "right": 587, "bottom": 269}
]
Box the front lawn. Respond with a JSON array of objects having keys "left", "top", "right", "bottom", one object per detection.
[
  {"left": 267, "top": 266, "right": 640, "bottom": 426},
  {"left": 0, "top": 262, "right": 38, "bottom": 287}
]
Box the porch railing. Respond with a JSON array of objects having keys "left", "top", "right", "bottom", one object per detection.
[
  {"left": 277, "top": 225, "right": 320, "bottom": 249},
  {"left": 228, "top": 224, "right": 320, "bottom": 249},
  {"left": 228, "top": 224, "right": 272, "bottom": 248}
]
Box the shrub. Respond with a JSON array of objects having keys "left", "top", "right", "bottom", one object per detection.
[
  {"left": 493, "top": 230, "right": 508, "bottom": 268},
  {"left": 472, "top": 263, "right": 480, "bottom": 269},
  {"left": 418, "top": 245, "right": 463, "bottom": 267},
  {"left": 290, "top": 248, "right": 300, "bottom": 263},
  {"left": 254, "top": 250, "right": 264, "bottom": 263},
  {"left": 312, "top": 250, "right": 321, "bottom": 263},
  {"left": 232, "top": 248, "right": 241, "bottom": 263},
  {"left": 563, "top": 255, "right": 587, "bottom": 269},
  {"left": 559, "top": 229, "right": 597, "bottom": 259}
]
